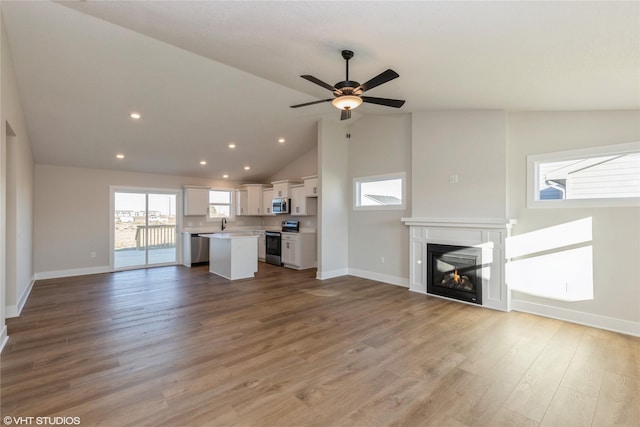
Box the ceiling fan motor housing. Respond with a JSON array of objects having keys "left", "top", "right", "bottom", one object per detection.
[{"left": 334, "top": 80, "right": 362, "bottom": 96}]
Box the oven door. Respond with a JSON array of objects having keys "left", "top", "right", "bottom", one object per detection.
[{"left": 265, "top": 231, "right": 282, "bottom": 266}]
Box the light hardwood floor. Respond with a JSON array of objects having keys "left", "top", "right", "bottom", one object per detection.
[{"left": 1, "top": 263, "right": 638, "bottom": 426}]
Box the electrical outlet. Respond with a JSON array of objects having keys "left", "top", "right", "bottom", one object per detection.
[
  {"left": 381, "top": 256, "right": 385, "bottom": 264},
  {"left": 90, "top": 251, "right": 96, "bottom": 258},
  {"left": 449, "top": 175, "right": 459, "bottom": 184}
]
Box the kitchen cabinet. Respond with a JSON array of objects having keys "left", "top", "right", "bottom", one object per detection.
[
  {"left": 303, "top": 175, "right": 318, "bottom": 197},
  {"left": 281, "top": 234, "right": 296, "bottom": 266},
  {"left": 236, "top": 184, "right": 264, "bottom": 216},
  {"left": 183, "top": 187, "right": 209, "bottom": 216},
  {"left": 200, "top": 233, "right": 259, "bottom": 280},
  {"left": 290, "top": 185, "right": 317, "bottom": 216},
  {"left": 235, "top": 189, "right": 248, "bottom": 215},
  {"left": 281, "top": 232, "right": 316, "bottom": 270},
  {"left": 182, "top": 232, "right": 192, "bottom": 267},
  {"left": 270, "top": 180, "right": 301, "bottom": 198},
  {"left": 262, "top": 188, "right": 274, "bottom": 216},
  {"left": 257, "top": 232, "right": 266, "bottom": 261}
]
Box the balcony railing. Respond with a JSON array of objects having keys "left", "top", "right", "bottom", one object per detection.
[{"left": 135, "top": 225, "right": 176, "bottom": 250}]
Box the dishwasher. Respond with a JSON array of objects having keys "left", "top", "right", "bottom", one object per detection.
[{"left": 190, "top": 234, "right": 209, "bottom": 264}]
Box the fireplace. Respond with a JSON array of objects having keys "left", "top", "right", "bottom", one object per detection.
[{"left": 427, "top": 244, "right": 482, "bottom": 305}]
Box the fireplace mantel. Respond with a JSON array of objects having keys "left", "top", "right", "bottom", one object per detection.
[
  {"left": 401, "top": 217, "right": 516, "bottom": 230},
  {"left": 402, "top": 217, "right": 515, "bottom": 311}
]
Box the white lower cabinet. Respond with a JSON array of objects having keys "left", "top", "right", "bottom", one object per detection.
[
  {"left": 282, "top": 235, "right": 296, "bottom": 266},
  {"left": 281, "top": 232, "right": 316, "bottom": 270},
  {"left": 258, "top": 233, "right": 266, "bottom": 261}
]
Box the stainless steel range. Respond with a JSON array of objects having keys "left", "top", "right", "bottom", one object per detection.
[{"left": 265, "top": 220, "right": 300, "bottom": 266}]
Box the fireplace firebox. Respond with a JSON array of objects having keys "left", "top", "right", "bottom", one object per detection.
[{"left": 427, "top": 244, "right": 482, "bottom": 305}]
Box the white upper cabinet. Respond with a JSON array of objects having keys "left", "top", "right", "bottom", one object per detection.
[
  {"left": 262, "top": 188, "right": 274, "bottom": 216},
  {"left": 235, "top": 189, "right": 248, "bottom": 216},
  {"left": 270, "top": 180, "right": 301, "bottom": 198},
  {"left": 237, "top": 184, "right": 265, "bottom": 216},
  {"left": 290, "top": 184, "right": 317, "bottom": 216},
  {"left": 303, "top": 175, "right": 318, "bottom": 197},
  {"left": 184, "top": 187, "right": 209, "bottom": 216}
]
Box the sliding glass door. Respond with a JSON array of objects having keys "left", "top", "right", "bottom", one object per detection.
[{"left": 112, "top": 188, "right": 179, "bottom": 270}]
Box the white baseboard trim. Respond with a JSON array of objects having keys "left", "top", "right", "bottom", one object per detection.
[
  {"left": 316, "top": 268, "right": 349, "bottom": 280},
  {"left": 511, "top": 298, "right": 640, "bottom": 337},
  {"left": 34, "top": 265, "right": 110, "bottom": 281},
  {"left": 348, "top": 268, "right": 409, "bottom": 288},
  {"left": 6, "top": 277, "right": 36, "bottom": 318},
  {"left": 0, "top": 325, "right": 8, "bottom": 354}
]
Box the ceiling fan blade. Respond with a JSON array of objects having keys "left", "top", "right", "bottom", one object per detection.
[
  {"left": 290, "top": 99, "right": 334, "bottom": 108},
  {"left": 301, "top": 75, "right": 337, "bottom": 92},
  {"left": 356, "top": 69, "right": 399, "bottom": 93},
  {"left": 361, "top": 96, "right": 405, "bottom": 108},
  {"left": 341, "top": 109, "right": 352, "bottom": 120}
]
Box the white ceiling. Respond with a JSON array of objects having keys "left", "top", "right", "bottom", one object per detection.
[{"left": 2, "top": 1, "right": 638, "bottom": 182}]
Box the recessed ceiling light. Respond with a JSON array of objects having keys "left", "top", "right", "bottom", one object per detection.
[
  {"left": 116, "top": 154, "right": 125, "bottom": 159},
  {"left": 130, "top": 112, "right": 141, "bottom": 119},
  {"left": 278, "top": 138, "right": 285, "bottom": 143},
  {"left": 200, "top": 161, "right": 207, "bottom": 165},
  {"left": 244, "top": 166, "right": 250, "bottom": 170},
  {"left": 223, "top": 174, "right": 229, "bottom": 179},
  {"left": 228, "top": 143, "right": 236, "bottom": 149}
]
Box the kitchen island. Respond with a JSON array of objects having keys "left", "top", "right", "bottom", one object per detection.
[{"left": 199, "top": 233, "right": 258, "bottom": 280}]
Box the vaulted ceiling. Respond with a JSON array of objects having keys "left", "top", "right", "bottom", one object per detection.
[{"left": 2, "top": 1, "right": 638, "bottom": 182}]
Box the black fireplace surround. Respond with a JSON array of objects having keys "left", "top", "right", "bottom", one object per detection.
[{"left": 427, "top": 244, "right": 482, "bottom": 305}]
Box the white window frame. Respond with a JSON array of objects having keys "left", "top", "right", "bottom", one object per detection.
[
  {"left": 206, "top": 188, "right": 236, "bottom": 222},
  {"left": 527, "top": 141, "right": 640, "bottom": 209},
  {"left": 353, "top": 172, "right": 406, "bottom": 211}
]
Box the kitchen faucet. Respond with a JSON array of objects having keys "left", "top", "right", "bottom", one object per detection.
[{"left": 221, "top": 217, "right": 227, "bottom": 230}]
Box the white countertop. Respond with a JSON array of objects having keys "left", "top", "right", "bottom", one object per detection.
[
  {"left": 199, "top": 232, "right": 259, "bottom": 239},
  {"left": 184, "top": 227, "right": 315, "bottom": 234}
]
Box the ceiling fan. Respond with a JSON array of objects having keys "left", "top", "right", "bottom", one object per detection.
[{"left": 290, "top": 50, "right": 405, "bottom": 120}]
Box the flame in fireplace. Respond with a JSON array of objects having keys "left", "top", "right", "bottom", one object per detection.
[{"left": 453, "top": 270, "right": 460, "bottom": 283}]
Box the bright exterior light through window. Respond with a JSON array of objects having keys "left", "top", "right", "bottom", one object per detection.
[
  {"left": 354, "top": 172, "right": 406, "bottom": 210},
  {"left": 537, "top": 153, "right": 640, "bottom": 200},
  {"left": 208, "top": 190, "right": 233, "bottom": 220},
  {"left": 528, "top": 142, "right": 640, "bottom": 208}
]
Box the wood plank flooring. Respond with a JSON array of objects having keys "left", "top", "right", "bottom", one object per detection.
[{"left": 1, "top": 264, "right": 638, "bottom": 426}]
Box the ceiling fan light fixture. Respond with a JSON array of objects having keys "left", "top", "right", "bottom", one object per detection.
[{"left": 332, "top": 95, "right": 362, "bottom": 111}]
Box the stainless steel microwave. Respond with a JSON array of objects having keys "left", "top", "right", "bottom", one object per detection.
[{"left": 272, "top": 197, "right": 289, "bottom": 214}]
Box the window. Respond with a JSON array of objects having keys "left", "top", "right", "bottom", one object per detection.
[
  {"left": 527, "top": 142, "right": 640, "bottom": 208},
  {"left": 208, "top": 189, "right": 233, "bottom": 220},
  {"left": 354, "top": 172, "right": 406, "bottom": 210}
]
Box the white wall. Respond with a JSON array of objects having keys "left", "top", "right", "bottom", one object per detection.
[
  {"left": 0, "top": 13, "right": 6, "bottom": 348},
  {"left": 347, "top": 114, "right": 412, "bottom": 286},
  {"left": 411, "top": 110, "right": 507, "bottom": 219},
  {"left": 317, "top": 119, "right": 349, "bottom": 279},
  {"left": 507, "top": 111, "right": 640, "bottom": 332},
  {"left": 268, "top": 146, "right": 317, "bottom": 183},
  {"left": 34, "top": 164, "right": 242, "bottom": 276},
  {"left": 2, "top": 15, "right": 35, "bottom": 321}
]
